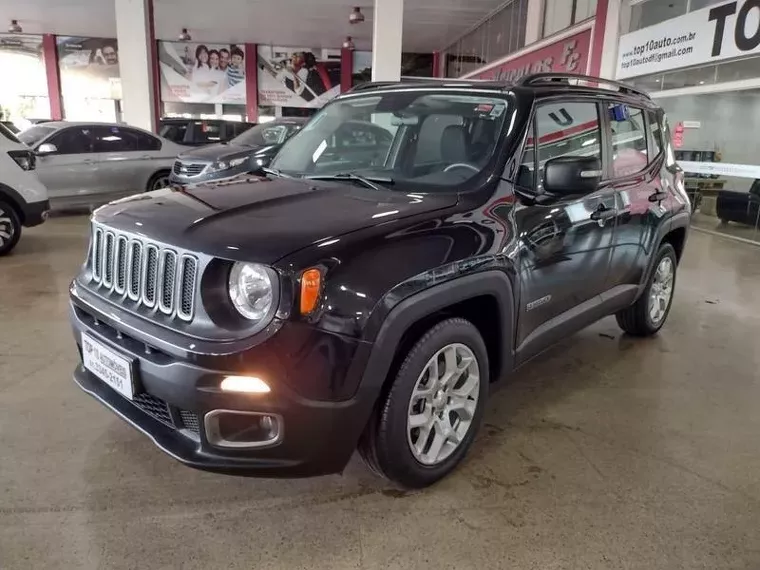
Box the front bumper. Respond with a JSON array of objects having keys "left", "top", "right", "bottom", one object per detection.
[
  {"left": 70, "top": 295, "right": 375, "bottom": 477},
  {"left": 21, "top": 199, "right": 49, "bottom": 227}
]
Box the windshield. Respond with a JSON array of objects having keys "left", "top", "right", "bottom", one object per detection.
[
  {"left": 232, "top": 122, "right": 300, "bottom": 147},
  {"left": 19, "top": 125, "right": 56, "bottom": 147},
  {"left": 270, "top": 90, "right": 511, "bottom": 191}
]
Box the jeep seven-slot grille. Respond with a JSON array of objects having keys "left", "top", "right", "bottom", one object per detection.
[{"left": 90, "top": 225, "right": 198, "bottom": 321}]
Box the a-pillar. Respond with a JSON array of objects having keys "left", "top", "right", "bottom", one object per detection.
[
  {"left": 114, "top": 0, "right": 159, "bottom": 131},
  {"left": 371, "top": 0, "right": 403, "bottom": 81}
]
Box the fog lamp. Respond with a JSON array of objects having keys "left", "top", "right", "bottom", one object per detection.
[{"left": 220, "top": 375, "right": 270, "bottom": 393}]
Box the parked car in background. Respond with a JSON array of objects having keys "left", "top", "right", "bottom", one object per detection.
[
  {"left": 18, "top": 122, "right": 186, "bottom": 210},
  {"left": 170, "top": 118, "right": 307, "bottom": 187},
  {"left": 716, "top": 179, "right": 760, "bottom": 227},
  {"left": 159, "top": 118, "right": 255, "bottom": 147},
  {"left": 0, "top": 123, "right": 49, "bottom": 256}
]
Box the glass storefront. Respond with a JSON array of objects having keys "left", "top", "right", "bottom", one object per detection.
[
  {"left": 0, "top": 35, "right": 50, "bottom": 129},
  {"left": 543, "top": 0, "right": 598, "bottom": 38}
]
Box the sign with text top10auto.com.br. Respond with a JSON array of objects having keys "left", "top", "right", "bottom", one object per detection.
[{"left": 616, "top": 0, "right": 760, "bottom": 79}]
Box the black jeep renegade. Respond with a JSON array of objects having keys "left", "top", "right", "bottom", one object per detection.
[{"left": 70, "top": 74, "right": 690, "bottom": 488}]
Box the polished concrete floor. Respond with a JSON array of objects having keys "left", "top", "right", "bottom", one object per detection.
[{"left": 2, "top": 216, "right": 760, "bottom": 569}]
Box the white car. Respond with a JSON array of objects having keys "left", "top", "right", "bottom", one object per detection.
[
  {"left": 0, "top": 123, "right": 49, "bottom": 256},
  {"left": 19, "top": 122, "right": 186, "bottom": 210}
]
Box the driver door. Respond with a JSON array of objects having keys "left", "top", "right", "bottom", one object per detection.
[{"left": 35, "top": 126, "right": 98, "bottom": 204}]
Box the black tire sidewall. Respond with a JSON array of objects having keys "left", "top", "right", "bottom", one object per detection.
[
  {"left": 0, "top": 200, "right": 21, "bottom": 256},
  {"left": 147, "top": 171, "right": 170, "bottom": 192},
  {"left": 375, "top": 318, "right": 489, "bottom": 488},
  {"left": 642, "top": 243, "right": 678, "bottom": 332}
]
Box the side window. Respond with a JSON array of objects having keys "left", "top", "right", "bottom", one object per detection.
[
  {"left": 132, "top": 130, "right": 161, "bottom": 151},
  {"left": 159, "top": 122, "right": 188, "bottom": 144},
  {"left": 608, "top": 103, "right": 648, "bottom": 178},
  {"left": 646, "top": 110, "right": 663, "bottom": 158},
  {"left": 92, "top": 126, "right": 139, "bottom": 152},
  {"left": 193, "top": 121, "right": 222, "bottom": 144},
  {"left": 417, "top": 114, "right": 464, "bottom": 163},
  {"left": 532, "top": 101, "right": 602, "bottom": 192},
  {"left": 48, "top": 127, "right": 95, "bottom": 154}
]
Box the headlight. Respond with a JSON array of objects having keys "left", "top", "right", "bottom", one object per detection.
[
  {"left": 228, "top": 262, "right": 275, "bottom": 321},
  {"left": 208, "top": 156, "right": 248, "bottom": 173}
]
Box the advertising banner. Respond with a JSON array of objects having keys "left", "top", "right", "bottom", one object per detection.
[
  {"left": 257, "top": 46, "right": 341, "bottom": 108},
  {"left": 57, "top": 37, "right": 121, "bottom": 100},
  {"left": 464, "top": 28, "right": 591, "bottom": 81},
  {"left": 617, "top": 0, "right": 760, "bottom": 79},
  {"left": 159, "top": 42, "right": 246, "bottom": 104}
]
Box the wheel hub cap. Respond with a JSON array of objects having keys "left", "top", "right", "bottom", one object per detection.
[
  {"left": 406, "top": 343, "right": 480, "bottom": 466},
  {"left": 648, "top": 257, "right": 674, "bottom": 324},
  {"left": 0, "top": 206, "right": 14, "bottom": 247}
]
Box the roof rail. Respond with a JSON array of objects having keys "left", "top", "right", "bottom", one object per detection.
[
  {"left": 518, "top": 73, "right": 650, "bottom": 99},
  {"left": 346, "top": 76, "right": 492, "bottom": 93}
]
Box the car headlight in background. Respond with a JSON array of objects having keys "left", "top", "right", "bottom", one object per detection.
[
  {"left": 208, "top": 156, "right": 248, "bottom": 173},
  {"left": 228, "top": 262, "right": 275, "bottom": 321}
]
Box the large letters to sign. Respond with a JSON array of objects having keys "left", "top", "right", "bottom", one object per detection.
[
  {"left": 617, "top": 0, "right": 760, "bottom": 79},
  {"left": 467, "top": 29, "right": 591, "bottom": 81}
]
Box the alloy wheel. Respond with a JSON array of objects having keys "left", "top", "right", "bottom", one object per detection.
[
  {"left": 406, "top": 343, "right": 480, "bottom": 466},
  {"left": 151, "top": 176, "right": 170, "bottom": 190},
  {"left": 649, "top": 256, "right": 674, "bottom": 324},
  {"left": 0, "top": 205, "right": 15, "bottom": 248}
]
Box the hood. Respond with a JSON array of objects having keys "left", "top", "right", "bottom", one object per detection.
[
  {"left": 177, "top": 142, "right": 259, "bottom": 162},
  {"left": 92, "top": 178, "right": 458, "bottom": 264}
]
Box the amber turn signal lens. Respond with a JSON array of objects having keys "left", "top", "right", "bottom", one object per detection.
[{"left": 300, "top": 268, "right": 322, "bottom": 314}]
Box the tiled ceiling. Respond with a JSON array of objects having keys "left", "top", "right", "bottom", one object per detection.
[{"left": 0, "top": 0, "right": 512, "bottom": 52}]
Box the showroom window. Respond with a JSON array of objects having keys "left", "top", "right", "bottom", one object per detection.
[
  {"left": 628, "top": 55, "right": 760, "bottom": 92},
  {"left": 629, "top": 0, "right": 726, "bottom": 32},
  {"left": 542, "top": 0, "right": 598, "bottom": 38}
]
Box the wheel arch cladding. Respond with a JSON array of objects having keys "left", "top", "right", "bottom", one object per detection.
[{"left": 0, "top": 184, "right": 25, "bottom": 224}]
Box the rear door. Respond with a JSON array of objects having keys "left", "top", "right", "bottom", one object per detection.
[{"left": 34, "top": 126, "right": 98, "bottom": 202}]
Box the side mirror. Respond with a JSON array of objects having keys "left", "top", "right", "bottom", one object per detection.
[
  {"left": 36, "top": 143, "right": 58, "bottom": 155},
  {"left": 543, "top": 156, "right": 602, "bottom": 196}
]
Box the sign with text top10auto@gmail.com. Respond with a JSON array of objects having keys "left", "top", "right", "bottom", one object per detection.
[{"left": 616, "top": 0, "right": 760, "bottom": 79}]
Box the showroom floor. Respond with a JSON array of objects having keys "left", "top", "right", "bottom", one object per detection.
[{"left": 1, "top": 216, "right": 759, "bottom": 570}]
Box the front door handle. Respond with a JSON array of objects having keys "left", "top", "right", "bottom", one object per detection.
[
  {"left": 590, "top": 206, "right": 616, "bottom": 221},
  {"left": 649, "top": 191, "right": 668, "bottom": 202}
]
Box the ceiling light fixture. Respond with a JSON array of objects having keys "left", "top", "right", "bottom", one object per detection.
[
  {"left": 178, "top": 27, "right": 192, "bottom": 42},
  {"left": 342, "top": 36, "right": 355, "bottom": 50},
  {"left": 349, "top": 7, "right": 365, "bottom": 24},
  {"left": 8, "top": 20, "right": 22, "bottom": 34}
]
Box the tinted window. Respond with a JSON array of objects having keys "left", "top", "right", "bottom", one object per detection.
[
  {"left": 159, "top": 122, "right": 188, "bottom": 144},
  {"left": 92, "top": 126, "right": 141, "bottom": 152},
  {"left": 608, "top": 103, "right": 647, "bottom": 178},
  {"left": 135, "top": 130, "right": 161, "bottom": 151},
  {"left": 48, "top": 127, "right": 94, "bottom": 154},
  {"left": 529, "top": 101, "right": 602, "bottom": 192},
  {"left": 19, "top": 125, "right": 56, "bottom": 147},
  {"left": 229, "top": 122, "right": 254, "bottom": 138},
  {"left": 233, "top": 123, "right": 294, "bottom": 146},
  {"left": 191, "top": 121, "right": 222, "bottom": 144}
]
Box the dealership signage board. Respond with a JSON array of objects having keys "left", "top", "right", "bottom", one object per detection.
[
  {"left": 617, "top": 0, "right": 760, "bottom": 79},
  {"left": 467, "top": 29, "right": 591, "bottom": 81}
]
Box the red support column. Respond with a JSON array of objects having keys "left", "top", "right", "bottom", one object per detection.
[
  {"left": 147, "top": 0, "right": 161, "bottom": 131},
  {"left": 245, "top": 43, "right": 259, "bottom": 122},
  {"left": 340, "top": 48, "right": 353, "bottom": 92},
  {"left": 432, "top": 51, "right": 441, "bottom": 78},
  {"left": 42, "top": 34, "right": 63, "bottom": 121},
  {"left": 589, "top": 0, "right": 609, "bottom": 77}
]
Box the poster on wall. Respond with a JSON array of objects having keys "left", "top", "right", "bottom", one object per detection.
[
  {"left": 464, "top": 28, "right": 591, "bottom": 80},
  {"left": 257, "top": 46, "right": 341, "bottom": 108},
  {"left": 617, "top": 0, "right": 760, "bottom": 79},
  {"left": 57, "top": 37, "right": 121, "bottom": 100},
  {"left": 159, "top": 42, "right": 246, "bottom": 104}
]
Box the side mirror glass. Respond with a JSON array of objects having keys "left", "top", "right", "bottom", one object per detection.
[
  {"left": 543, "top": 156, "right": 602, "bottom": 196},
  {"left": 36, "top": 143, "right": 58, "bottom": 155}
]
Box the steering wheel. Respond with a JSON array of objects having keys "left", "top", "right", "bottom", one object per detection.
[{"left": 444, "top": 163, "right": 480, "bottom": 174}]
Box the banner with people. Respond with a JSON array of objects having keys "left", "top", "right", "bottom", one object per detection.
[
  {"left": 159, "top": 42, "right": 246, "bottom": 104},
  {"left": 57, "top": 37, "right": 122, "bottom": 100},
  {"left": 257, "top": 46, "right": 341, "bottom": 108}
]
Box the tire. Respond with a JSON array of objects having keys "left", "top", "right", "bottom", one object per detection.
[
  {"left": 358, "top": 317, "right": 489, "bottom": 488},
  {"left": 0, "top": 200, "right": 22, "bottom": 257},
  {"left": 146, "top": 170, "right": 171, "bottom": 192},
  {"left": 616, "top": 243, "right": 677, "bottom": 337}
]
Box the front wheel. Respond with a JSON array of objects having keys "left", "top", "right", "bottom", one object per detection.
[
  {"left": 0, "top": 200, "right": 22, "bottom": 256},
  {"left": 616, "top": 243, "right": 678, "bottom": 336},
  {"left": 359, "top": 318, "right": 489, "bottom": 488}
]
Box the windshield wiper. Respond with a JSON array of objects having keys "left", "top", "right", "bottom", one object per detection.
[
  {"left": 261, "top": 167, "right": 291, "bottom": 179},
  {"left": 305, "top": 173, "right": 394, "bottom": 191}
]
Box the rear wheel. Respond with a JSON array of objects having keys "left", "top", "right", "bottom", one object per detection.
[
  {"left": 616, "top": 243, "right": 677, "bottom": 336},
  {"left": 0, "top": 200, "right": 22, "bottom": 256},
  {"left": 147, "top": 170, "right": 171, "bottom": 192},
  {"left": 358, "top": 318, "right": 489, "bottom": 488}
]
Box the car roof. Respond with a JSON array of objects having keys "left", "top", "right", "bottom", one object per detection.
[{"left": 345, "top": 73, "right": 655, "bottom": 106}]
